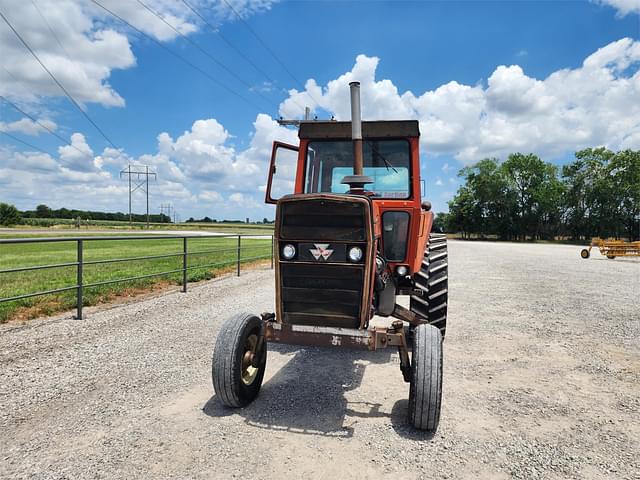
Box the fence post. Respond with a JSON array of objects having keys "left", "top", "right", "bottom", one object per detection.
[
  {"left": 182, "top": 237, "right": 188, "bottom": 293},
  {"left": 237, "top": 235, "right": 241, "bottom": 276},
  {"left": 75, "top": 239, "right": 83, "bottom": 319},
  {"left": 271, "top": 235, "right": 274, "bottom": 269}
]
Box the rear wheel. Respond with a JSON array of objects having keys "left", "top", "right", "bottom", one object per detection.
[
  {"left": 580, "top": 249, "right": 590, "bottom": 259},
  {"left": 607, "top": 255, "right": 616, "bottom": 259},
  {"left": 212, "top": 313, "right": 267, "bottom": 408},
  {"left": 410, "top": 233, "right": 448, "bottom": 336},
  {"left": 408, "top": 324, "right": 443, "bottom": 432}
]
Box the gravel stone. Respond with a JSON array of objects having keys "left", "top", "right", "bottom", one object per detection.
[{"left": 0, "top": 241, "right": 638, "bottom": 479}]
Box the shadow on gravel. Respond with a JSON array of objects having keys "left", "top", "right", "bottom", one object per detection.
[{"left": 203, "top": 344, "right": 431, "bottom": 440}]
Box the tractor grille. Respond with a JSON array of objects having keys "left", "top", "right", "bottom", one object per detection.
[
  {"left": 280, "top": 199, "right": 367, "bottom": 241},
  {"left": 277, "top": 196, "right": 371, "bottom": 329},
  {"left": 280, "top": 263, "right": 363, "bottom": 328}
]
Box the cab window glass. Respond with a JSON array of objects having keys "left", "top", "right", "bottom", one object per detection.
[
  {"left": 382, "top": 211, "right": 410, "bottom": 261},
  {"left": 305, "top": 140, "right": 411, "bottom": 198}
]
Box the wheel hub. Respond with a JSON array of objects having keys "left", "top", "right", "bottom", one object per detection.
[{"left": 241, "top": 334, "right": 259, "bottom": 386}]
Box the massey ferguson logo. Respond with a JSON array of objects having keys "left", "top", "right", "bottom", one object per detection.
[{"left": 309, "top": 244, "right": 334, "bottom": 261}]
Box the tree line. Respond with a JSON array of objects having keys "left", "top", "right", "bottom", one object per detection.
[
  {"left": 0, "top": 203, "right": 171, "bottom": 226},
  {"left": 434, "top": 148, "right": 639, "bottom": 241}
]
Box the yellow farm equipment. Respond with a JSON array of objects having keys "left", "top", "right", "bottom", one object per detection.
[{"left": 580, "top": 238, "right": 640, "bottom": 259}]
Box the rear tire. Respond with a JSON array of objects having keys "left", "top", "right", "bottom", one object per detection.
[
  {"left": 410, "top": 233, "right": 448, "bottom": 336},
  {"left": 581, "top": 249, "right": 590, "bottom": 259},
  {"left": 607, "top": 255, "right": 616, "bottom": 259},
  {"left": 212, "top": 313, "right": 267, "bottom": 408},
  {"left": 408, "top": 324, "right": 443, "bottom": 432}
]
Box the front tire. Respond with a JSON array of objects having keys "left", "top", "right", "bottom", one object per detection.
[
  {"left": 410, "top": 233, "right": 448, "bottom": 336},
  {"left": 212, "top": 313, "right": 267, "bottom": 408},
  {"left": 581, "top": 249, "right": 590, "bottom": 259},
  {"left": 408, "top": 324, "right": 443, "bottom": 432}
]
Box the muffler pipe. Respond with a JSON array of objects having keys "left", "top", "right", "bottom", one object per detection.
[{"left": 349, "top": 81, "right": 364, "bottom": 176}]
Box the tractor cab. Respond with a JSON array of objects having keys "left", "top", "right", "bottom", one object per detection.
[{"left": 265, "top": 120, "right": 430, "bottom": 281}]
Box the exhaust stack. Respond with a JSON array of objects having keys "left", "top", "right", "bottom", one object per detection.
[
  {"left": 342, "top": 81, "right": 372, "bottom": 192},
  {"left": 350, "top": 81, "right": 363, "bottom": 176}
]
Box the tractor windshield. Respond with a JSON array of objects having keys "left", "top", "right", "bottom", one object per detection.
[{"left": 304, "top": 139, "right": 411, "bottom": 198}]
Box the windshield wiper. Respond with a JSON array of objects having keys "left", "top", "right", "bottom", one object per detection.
[{"left": 369, "top": 142, "right": 398, "bottom": 173}]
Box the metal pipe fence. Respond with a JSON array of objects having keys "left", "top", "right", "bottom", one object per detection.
[{"left": 0, "top": 234, "right": 274, "bottom": 320}]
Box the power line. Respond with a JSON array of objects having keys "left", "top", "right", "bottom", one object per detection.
[
  {"left": 181, "top": 0, "right": 274, "bottom": 83},
  {"left": 135, "top": 0, "right": 277, "bottom": 110},
  {"left": 0, "top": 9, "right": 118, "bottom": 149},
  {"left": 90, "top": 0, "right": 264, "bottom": 112},
  {"left": 180, "top": 0, "right": 306, "bottom": 113},
  {"left": 30, "top": 0, "right": 71, "bottom": 60},
  {"left": 0, "top": 130, "right": 57, "bottom": 157},
  {"left": 220, "top": 0, "right": 322, "bottom": 107},
  {"left": 0, "top": 95, "right": 92, "bottom": 160}
]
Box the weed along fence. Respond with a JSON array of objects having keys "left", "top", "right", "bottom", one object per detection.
[{"left": 0, "top": 234, "right": 274, "bottom": 321}]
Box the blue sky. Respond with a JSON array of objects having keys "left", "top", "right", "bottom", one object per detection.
[{"left": 1, "top": 0, "right": 639, "bottom": 220}]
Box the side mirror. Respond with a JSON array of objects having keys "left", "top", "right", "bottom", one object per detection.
[{"left": 265, "top": 141, "right": 299, "bottom": 204}]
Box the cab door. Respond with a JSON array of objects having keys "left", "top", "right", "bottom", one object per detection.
[{"left": 265, "top": 141, "right": 299, "bottom": 204}]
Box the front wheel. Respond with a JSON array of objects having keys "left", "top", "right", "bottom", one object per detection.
[
  {"left": 212, "top": 313, "right": 267, "bottom": 408},
  {"left": 580, "top": 249, "right": 590, "bottom": 259},
  {"left": 408, "top": 324, "right": 443, "bottom": 432}
]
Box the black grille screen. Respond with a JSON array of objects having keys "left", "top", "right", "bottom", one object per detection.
[
  {"left": 280, "top": 199, "right": 366, "bottom": 241},
  {"left": 280, "top": 263, "right": 363, "bottom": 328}
]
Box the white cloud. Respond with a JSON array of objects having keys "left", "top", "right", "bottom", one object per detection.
[
  {"left": 0, "top": 0, "right": 135, "bottom": 106},
  {"left": 435, "top": 177, "right": 443, "bottom": 186},
  {"left": 0, "top": 117, "right": 57, "bottom": 136},
  {"left": 0, "top": 0, "right": 277, "bottom": 107},
  {"left": 279, "top": 38, "right": 640, "bottom": 163},
  {"left": 58, "top": 132, "right": 97, "bottom": 171},
  {"left": 7, "top": 151, "right": 59, "bottom": 172},
  {"left": 597, "top": 0, "right": 640, "bottom": 16},
  {"left": 199, "top": 190, "right": 223, "bottom": 202}
]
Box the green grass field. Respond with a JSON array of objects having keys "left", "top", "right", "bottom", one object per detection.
[
  {"left": 0, "top": 235, "right": 273, "bottom": 323},
  {"left": 12, "top": 218, "right": 274, "bottom": 234}
]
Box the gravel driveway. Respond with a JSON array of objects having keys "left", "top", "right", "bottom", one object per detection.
[{"left": 1, "top": 241, "right": 638, "bottom": 479}]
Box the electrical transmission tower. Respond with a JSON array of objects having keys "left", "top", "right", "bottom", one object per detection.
[
  {"left": 159, "top": 203, "right": 173, "bottom": 223},
  {"left": 120, "top": 165, "right": 156, "bottom": 227}
]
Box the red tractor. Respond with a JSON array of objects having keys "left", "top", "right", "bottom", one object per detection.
[{"left": 212, "top": 82, "right": 448, "bottom": 432}]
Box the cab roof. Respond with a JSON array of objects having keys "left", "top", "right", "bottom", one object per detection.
[{"left": 298, "top": 120, "right": 419, "bottom": 139}]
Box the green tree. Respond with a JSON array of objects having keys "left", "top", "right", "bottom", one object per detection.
[
  {"left": 608, "top": 149, "right": 640, "bottom": 240},
  {"left": 561, "top": 148, "right": 636, "bottom": 240},
  {"left": 0, "top": 203, "right": 22, "bottom": 226},
  {"left": 502, "top": 153, "right": 562, "bottom": 240},
  {"left": 447, "top": 186, "right": 479, "bottom": 239},
  {"left": 432, "top": 212, "right": 449, "bottom": 233},
  {"left": 448, "top": 159, "right": 516, "bottom": 239},
  {"left": 35, "top": 204, "right": 52, "bottom": 218}
]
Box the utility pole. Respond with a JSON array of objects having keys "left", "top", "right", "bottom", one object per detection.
[{"left": 120, "top": 164, "right": 156, "bottom": 228}]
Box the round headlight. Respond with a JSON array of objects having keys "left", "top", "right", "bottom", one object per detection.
[
  {"left": 348, "top": 246, "right": 363, "bottom": 262},
  {"left": 396, "top": 265, "right": 408, "bottom": 276},
  {"left": 282, "top": 244, "right": 296, "bottom": 260}
]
